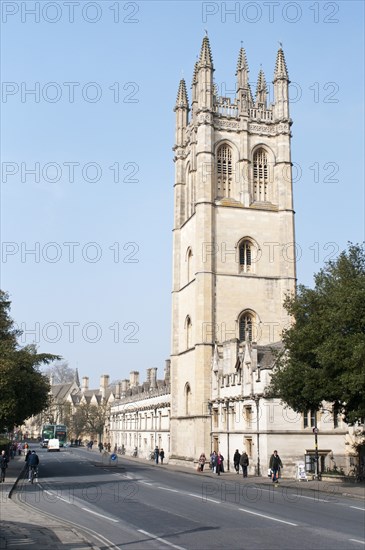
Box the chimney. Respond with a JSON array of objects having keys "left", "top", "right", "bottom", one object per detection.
[
  {"left": 115, "top": 382, "right": 121, "bottom": 399},
  {"left": 100, "top": 374, "right": 110, "bottom": 398},
  {"left": 129, "top": 371, "right": 139, "bottom": 387},
  {"left": 150, "top": 368, "right": 157, "bottom": 390},
  {"left": 82, "top": 376, "right": 89, "bottom": 391},
  {"left": 146, "top": 368, "right": 151, "bottom": 385},
  {"left": 164, "top": 359, "right": 171, "bottom": 383},
  {"left": 121, "top": 379, "right": 129, "bottom": 397}
]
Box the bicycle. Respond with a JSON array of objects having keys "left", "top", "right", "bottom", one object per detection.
[{"left": 28, "top": 466, "right": 38, "bottom": 484}]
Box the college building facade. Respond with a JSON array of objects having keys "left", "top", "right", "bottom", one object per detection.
[{"left": 108, "top": 37, "right": 360, "bottom": 477}]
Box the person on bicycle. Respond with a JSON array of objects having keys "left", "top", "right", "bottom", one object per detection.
[{"left": 27, "top": 450, "right": 39, "bottom": 482}]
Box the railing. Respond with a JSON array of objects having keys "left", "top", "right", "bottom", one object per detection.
[
  {"left": 214, "top": 97, "right": 239, "bottom": 118},
  {"left": 249, "top": 108, "right": 273, "bottom": 121}
]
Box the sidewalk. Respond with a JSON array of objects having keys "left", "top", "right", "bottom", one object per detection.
[
  {"left": 1, "top": 452, "right": 363, "bottom": 550},
  {"left": 132, "top": 455, "right": 365, "bottom": 501},
  {"left": 0, "top": 454, "right": 99, "bottom": 549}
]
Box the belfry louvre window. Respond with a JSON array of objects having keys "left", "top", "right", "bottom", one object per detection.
[
  {"left": 239, "top": 313, "right": 253, "bottom": 341},
  {"left": 239, "top": 240, "right": 252, "bottom": 273},
  {"left": 217, "top": 144, "right": 232, "bottom": 197},
  {"left": 253, "top": 149, "right": 268, "bottom": 201}
]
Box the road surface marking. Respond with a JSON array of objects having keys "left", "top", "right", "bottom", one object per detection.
[
  {"left": 81, "top": 507, "right": 119, "bottom": 522},
  {"left": 187, "top": 493, "right": 219, "bottom": 503},
  {"left": 138, "top": 529, "right": 186, "bottom": 550},
  {"left": 238, "top": 508, "right": 297, "bottom": 526},
  {"left": 350, "top": 506, "right": 365, "bottom": 511},
  {"left": 259, "top": 486, "right": 331, "bottom": 503},
  {"left": 158, "top": 487, "right": 179, "bottom": 493},
  {"left": 349, "top": 540, "right": 365, "bottom": 545}
]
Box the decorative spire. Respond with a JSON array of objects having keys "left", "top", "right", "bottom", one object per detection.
[
  {"left": 255, "top": 68, "right": 267, "bottom": 105},
  {"left": 199, "top": 35, "right": 213, "bottom": 67},
  {"left": 274, "top": 46, "right": 289, "bottom": 81},
  {"left": 192, "top": 61, "right": 199, "bottom": 86},
  {"left": 74, "top": 367, "right": 80, "bottom": 387},
  {"left": 236, "top": 46, "right": 248, "bottom": 74},
  {"left": 175, "top": 78, "right": 189, "bottom": 108}
]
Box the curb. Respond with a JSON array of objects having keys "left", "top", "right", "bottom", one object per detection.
[{"left": 8, "top": 463, "right": 27, "bottom": 499}]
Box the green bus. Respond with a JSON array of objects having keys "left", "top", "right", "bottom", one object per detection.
[{"left": 41, "top": 424, "right": 67, "bottom": 447}]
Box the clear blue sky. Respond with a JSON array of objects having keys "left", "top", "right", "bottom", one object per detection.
[{"left": 1, "top": 1, "right": 364, "bottom": 388}]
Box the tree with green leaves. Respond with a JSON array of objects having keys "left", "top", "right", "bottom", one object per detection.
[
  {"left": 0, "top": 291, "right": 60, "bottom": 432},
  {"left": 268, "top": 243, "right": 365, "bottom": 425}
]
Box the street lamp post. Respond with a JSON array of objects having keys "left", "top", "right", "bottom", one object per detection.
[
  {"left": 207, "top": 401, "right": 213, "bottom": 455},
  {"left": 254, "top": 396, "right": 261, "bottom": 477},
  {"left": 225, "top": 399, "right": 230, "bottom": 472},
  {"left": 313, "top": 412, "right": 320, "bottom": 480}
]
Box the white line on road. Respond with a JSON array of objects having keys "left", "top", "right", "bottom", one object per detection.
[
  {"left": 188, "top": 493, "right": 219, "bottom": 503},
  {"left": 350, "top": 506, "right": 365, "bottom": 511},
  {"left": 158, "top": 487, "right": 179, "bottom": 493},
  {"left": 81, "top": 508, "right": 119, "bottom": 522},
  {"left": 238, "top": 507, "right": 298, "bottom": 526},
  {"left": 187, "top": 493, "right": 220, "bottom": 503},
  {"left": 349, "top": 539, "right": 365, "bottom": 545},
  {"left": 258, "top": 486, "right": 331, "bottom": 503},
  {"left": 138, "top": 529, "right": 186, "bottom": 550}
]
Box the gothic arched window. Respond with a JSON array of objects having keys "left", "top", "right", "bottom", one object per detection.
[
  {"left": 185, "top": 383, "right": 191, "bottom": 415},
  {"left": 185, "top": 316, "right": 192, "bottom": 349},
  {"left": 253, "top": 149, "right": 268, "bottom": 202},
  {"left": 186, "top": 248, "right": 193, "bottom": 282},
  {"left": 239, "top": 240, "right": 252, "bottom": 273},
  {"left": 186, "top": 169, "right": 195, "bottom": 219},
  {"left": 217, "top": 144, "right": 232, "bottom": 198},
  {"left": 239, "top": 312, "right": 253, "bottom": 342}
]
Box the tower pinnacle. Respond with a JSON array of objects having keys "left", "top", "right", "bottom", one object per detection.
[
  {"left": 274, "top": 47, "right": 289, "bottom": 81},
  {"left": 255, "top": 69, "right": 268, "bottom": 106},
  {"left": 175, "top": 78, "right": 189, "bottom": 108},
  {"left": 199, "top": 35, "right": 213, "bottom": 67}
]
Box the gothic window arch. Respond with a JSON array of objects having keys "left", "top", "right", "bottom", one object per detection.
[
  {"left": 186, "top": 247, "right": 193, "bottom": 282},
  {"left": 217, "top": 143, "right": 233, "bottom": 198},
  {"left": 238, "top": 239, "right": 253, "bottom": 273},
  {"left": 186, "top": 167, "right": 195, "bottom": 219},
  {"left": 185, "top": 315, "right": 192, "bottom": 349},
  {"left": 253, "top": 148, "right": 268, "bottom": 202},
  {"left": 185, "top": 383, "right": 191, "bottom": 416},
  {"left": 238, "top": 311, "right": 254, "bottom": 342}
]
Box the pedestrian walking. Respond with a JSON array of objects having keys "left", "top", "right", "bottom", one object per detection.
[
  {"left": 0, "top": 450, "right": 8, "bottom": 482},
  {"left": 154, "top": 446, "right": 159, "bottom": 464},
  {"left": 198, "top": 452, "right": 206, "bottom": 472},
  {"left": 216, "top": 452, "right": 224, "bottom": 475},
  {"left": 210, "top": 451, "right": 217, "bottom": 473},
  {"left": 98, "top": 442, "right": 103, "bottom": 453},
  {"left": 269, "top": 450, "right": 283, "bottom": 484},
  {"left": 159, "top": 448, "right": 165, "bottom": 464},
  {"left": 240, "top": 451, "right": 249, "bottom": 478},
  {"left": 233, "top": 449, "right": 241, "bottom": 474}
]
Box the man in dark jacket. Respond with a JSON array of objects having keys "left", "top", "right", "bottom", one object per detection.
[
  {"left": 269, "top": 450, "right": 283, "bottom": 483},
  {"left": 240, "top": 452, "right": 249, "bottom": 478},
  {"left": 27, "top": 451, "right": 39, "bottom": 481},
  {"left": 233, "top": 450, "right": 241, "bottom": 474}
]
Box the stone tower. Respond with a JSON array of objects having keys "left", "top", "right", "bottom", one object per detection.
[{"left": 170, "top": 36, "right": 296, "bottom": 463}]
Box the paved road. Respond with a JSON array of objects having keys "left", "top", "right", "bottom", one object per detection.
[{"left": 14, "top": 447, "right": 365, "bottom": 549}]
